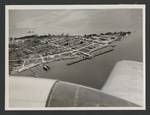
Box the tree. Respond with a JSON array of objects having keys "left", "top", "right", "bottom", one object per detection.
[
  {"left": 105, "top": 32, "right": 112, "bottom": 35},
  {"left": 32, "top": 39, "right": 41, "bottom": 46}
]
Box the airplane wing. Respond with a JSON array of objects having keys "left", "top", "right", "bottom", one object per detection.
[
  {"left": 8, "top": 75, "right": 139, "bottom": 108},
  {"left": 9, "top": 76, "right": 57, "bottom": 107},
  {"left": 102, "top": 60, "right": 144, "bottom": 107}
]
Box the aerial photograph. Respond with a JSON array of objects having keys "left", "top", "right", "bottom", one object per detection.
[{"left": 6, "top": 5, "right": 145, "bottom": 110}]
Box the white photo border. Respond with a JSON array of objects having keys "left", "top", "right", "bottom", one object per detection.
[{"left": 5, "top": 5, "right": 146, "bottom": 111}]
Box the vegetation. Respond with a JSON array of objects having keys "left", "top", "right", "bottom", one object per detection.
[{"left": 9, "top": 31, "right": 131, "bottom": 74}]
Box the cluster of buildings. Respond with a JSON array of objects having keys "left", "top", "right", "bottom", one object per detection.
[{"left": 9, "top": 31, "right": 131, "bottom": 73}]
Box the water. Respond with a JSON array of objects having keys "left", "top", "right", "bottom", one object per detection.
[{"left": 14, "top": 30, "right": 143, "bottom": 89}]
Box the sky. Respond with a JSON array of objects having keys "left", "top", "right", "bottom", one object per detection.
[{"left": 9, "top": 9, "right": 142, "bottom": 38}]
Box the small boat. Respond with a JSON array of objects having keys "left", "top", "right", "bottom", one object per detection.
[{"left": 43, "top": 65, "right": 50, "bottom": 71}]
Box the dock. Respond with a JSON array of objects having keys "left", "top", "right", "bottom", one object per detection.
[{"left": 67, "top": 48, "right": 114, "bottom": 66}]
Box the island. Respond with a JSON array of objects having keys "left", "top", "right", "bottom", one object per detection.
[{"left": 9, "top": 31, "right": 131, "bottom": 74}]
